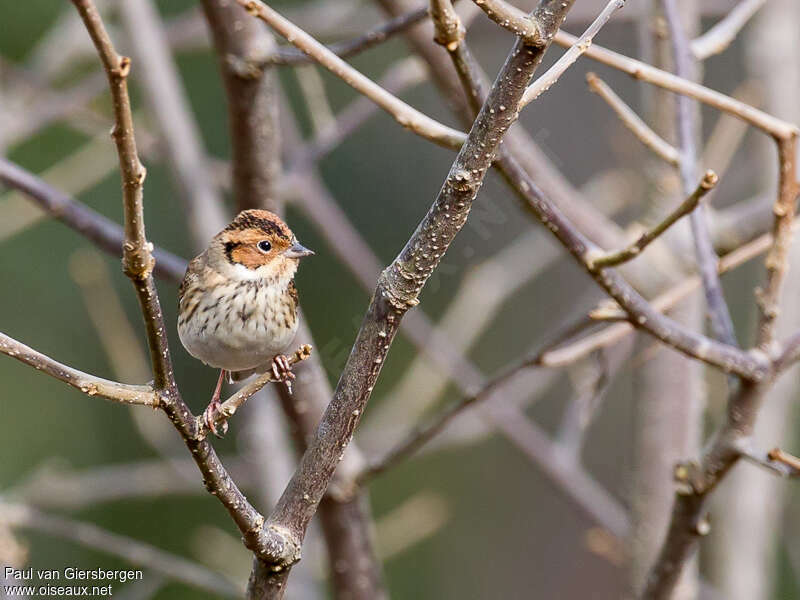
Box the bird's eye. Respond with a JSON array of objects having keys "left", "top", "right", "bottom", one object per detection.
[{"left": 257, "top": 240, "right": 272, "bottom": 253}]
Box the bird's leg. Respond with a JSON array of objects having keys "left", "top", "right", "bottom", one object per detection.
[
  {"left": 271, "top": 354, "right": 296, "bottom": 395},
  {"left": 203, "top": 369, "right": 227, "bottom": 437}
]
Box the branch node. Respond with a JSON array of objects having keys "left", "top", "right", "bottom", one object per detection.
[{"left": 113, "top": 56, "right": 131, "bottom": 78}]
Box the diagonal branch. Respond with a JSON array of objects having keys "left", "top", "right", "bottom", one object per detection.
[
  {"left": 521, "top": 0, "right": 626, "bottom": 105},
  {"left": 0, "top": 331, "right": 157, "bottom": 406},
  {"left": 199, "top": 345, "right": 313, "bottom": 438},
  {"left": 586, "top": 72, "right": 680, "bottom": 167},
  {"left": 237, "top": 0, "right": 464, "bottom": 149},
  {"left": 552, "top": 30, "right": 798, "bottom": 140},
  {"left": 691, "top": 0, "right": 766, "bottom": 60},
  {"left": 267, "top": 4, "right": 430, "bottom": 66},
  {"left": 589, "top": 170, "right": 718, "bottom": 269},
  {"left": 0, "top": 157, "right": 187, "bottom": 282}
]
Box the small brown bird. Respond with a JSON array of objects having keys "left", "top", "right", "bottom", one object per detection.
[{"left": 178, "top": 209, "right": 314, "bottom": 434}]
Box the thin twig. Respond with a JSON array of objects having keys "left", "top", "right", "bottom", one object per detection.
[
  {"left": 586, "top": 72, "right": 680, "bottom": 167},
  {"left": 542, "top": 228, "right": 780, "bottom": 367},
  {"left": 0, "top": 331, "right": 157, "bottom": 406},
  {"left": 663, "top": 0, "right": 738, "bottom": 350},
  {"left": 237, "top": 0, "right": 465, "bottom": 150},
  {"left": 755, "top": 136, "right": 800, "bottom": 347},
  {"left": 198, "top": 345, "right": 313, "bottom": 438},
  {"left": 358, "top": 360, "right": 531, "bottom": 484},
  {"left": 767, "top": 448, "right": 800, "bottom": 474},
  {"left": 522, "top": 0, "right": 627, "bottom": 105},
  {"left": 119, "top": 0, "right": 226, "bottom": 246},
  {"left": 691, "top": 0, "right": 767, "bottom": 60},
  {"left": 552, "top": 30, "right": 798, "bottom": 140},
  {"left": 268, "top": 4, "right": 430, "bottom": 65},
  {"left": 590, "top": 170, "right": 718, "bottom": 268}
]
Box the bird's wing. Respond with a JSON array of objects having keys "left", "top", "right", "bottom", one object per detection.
[{"left": 178, "top": 251, "right": 207, "bottom": 304}]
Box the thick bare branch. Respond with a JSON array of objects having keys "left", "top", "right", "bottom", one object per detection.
[{"left": 201, "top": 0, "right": 282, "bottom": 212}]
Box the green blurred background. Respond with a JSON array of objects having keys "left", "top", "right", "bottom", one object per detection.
[{"left": 1, "top": 1, "right": 798, "bottom": 598}]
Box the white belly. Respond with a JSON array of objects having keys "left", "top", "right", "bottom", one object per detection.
[{"left": 178, "top": 281, "right": 298, "bottom": 372}]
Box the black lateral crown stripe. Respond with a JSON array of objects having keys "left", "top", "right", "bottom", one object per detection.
[{"left": 225, "top": 212, "right": 289, "bottom": 240}]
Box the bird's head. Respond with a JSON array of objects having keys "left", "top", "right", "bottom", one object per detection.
[{"left": 211, "top": 209, "right": 314, "bottom": 282}]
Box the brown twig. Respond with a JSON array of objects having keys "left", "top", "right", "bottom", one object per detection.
[
  {"left": 198, "top": 345, "right": 313, "bottom": 438},
  {"left": 766, "top": 448, "right": 800, "bottom": 474},
  {"left": 552, "top": 30, "right": 798, "bottom": 140},
  {"left": 590, "top": 170, "right": 718, "bottom": 268},
  {"left": 542, "top": 228, "right": 780, "bottom": 367},
  {"left": 119, "top": 0, "right": 226, "bottom": 246},
  {"left": 755, "top": 135, "right": 800, "bottom": 347},
  {"left": 586, "top": 72, "right": 680, "bottom": 167},
  {"left": 522, "top": 0, "right": 627, "bottom": 105},
  {"left": 0, "top": 331, "right": 157, "bottom": 406},
  {"left": 267, "top": 4, "right": 431, "bottom": 65},
  {"left": 236, "top": 0, "right": 465, "bottom": 150}
]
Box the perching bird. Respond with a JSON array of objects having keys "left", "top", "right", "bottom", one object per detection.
[{"left": 177, "top": 209, "right": 314, "bottom": 435}]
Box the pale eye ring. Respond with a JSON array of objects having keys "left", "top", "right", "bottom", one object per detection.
[{"left": 257, "top": 240, "right": 272, "bottom": 253}]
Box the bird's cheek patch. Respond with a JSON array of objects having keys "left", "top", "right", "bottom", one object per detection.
[{"left": 230, "top": 246, "right": 266, "bottom": 270}]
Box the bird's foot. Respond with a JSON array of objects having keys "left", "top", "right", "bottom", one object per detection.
[
  {"left": 203, "top": 399, "right": 228, "bottom": 438},
  {"left": 203, "top": 369, "right": 229, "bottom": 438},
  {"left": 271, "top": 354, "right": 296, "bottom": 394}
]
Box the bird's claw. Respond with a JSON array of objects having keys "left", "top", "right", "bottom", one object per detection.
[
  {"left": 271, "top": 354, "right": 296, "bottom": 394},
  {"left": 203, "top": 400, "right": 228, "bottom": 438}
]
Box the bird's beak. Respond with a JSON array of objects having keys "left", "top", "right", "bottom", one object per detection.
[{"left": 284, "top": 241, "right": 315, "bottom": 258}]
